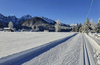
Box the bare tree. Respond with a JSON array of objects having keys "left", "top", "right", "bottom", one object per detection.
[
  {"left": 55, "top": 19, "right": 61, "bottom": 32},
  {"left": 35, "top": 26, "right": 39, "bottom": 32},
  {"left": 32, "top": 25, "right": 34, "bottom": 31},
  {"left": 8, "top": 21, "right": 13, "bottom": 29}
]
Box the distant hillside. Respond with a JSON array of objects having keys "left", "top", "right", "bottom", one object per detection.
[
  {"left": 20, "top": 17, "right": 56, "bottom": 31},
  {"left": 40, "top": 16, "right": 56, "bottom": 24},
  {"left": 21, "top": 17, "right": 53, "bottom": 27},
  {"left": 0, "top": 13, "right": 71, "bottom": 32}
]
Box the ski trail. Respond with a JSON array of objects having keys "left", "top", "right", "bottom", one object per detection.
[
  {"left": 23, "top": 34, "right": 82, "bottom": 65},
  {"left": 83, "top": 35, "right": 90, "bottom": 65},
  {"left": 79, "top": 34, "right": 95, "bottom": 65}
]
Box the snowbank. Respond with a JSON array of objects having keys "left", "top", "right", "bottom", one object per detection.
[
  {"left": 89, "top": 33, "right": 100, "bottom": 39},
  {"left": 85, "top": 34, "right": 100, "bottom": 64}
]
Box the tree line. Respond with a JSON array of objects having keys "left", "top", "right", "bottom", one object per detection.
[
  {"left": 7, "top": 17, "right": 100, "bottom": 33},
  {"left": 72, "top": 17, "right": 100, "bottom": 34}
]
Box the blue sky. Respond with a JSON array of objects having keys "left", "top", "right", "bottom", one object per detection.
[{"left": 0, "top": 0, "right": 100, "bottom": 25}]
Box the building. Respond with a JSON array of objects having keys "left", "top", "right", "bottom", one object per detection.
[
  {"left": 44, "top": 30, "right": 49, "bottom": 32},
  {"left": 4, "top": 28, "right": 15, "bottom": 32}
]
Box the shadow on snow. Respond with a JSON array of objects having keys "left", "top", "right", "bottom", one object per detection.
[{"left": 0, "top": 33, "right": 77, "bottom": 65}]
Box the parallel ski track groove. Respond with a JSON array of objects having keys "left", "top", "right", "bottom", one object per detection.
[{"left": 82, "top": 34, "right": 90, "bottom": 65}]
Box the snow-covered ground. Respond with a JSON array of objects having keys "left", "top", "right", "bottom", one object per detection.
[
  {"left": 23, "top": 33, "right": 81, "bottom": 65},
  {"left": 89, "top": 33, "right": 100, "bottom": 39},
  {"left": 0, "top": 32, "right": 75, "bottom": 58},
  {"left": 0, "top": 32, "right": 100, "bottom": 65},
  {"left": 89, "top": 33, "right": 100, "bottom": 45},
  {"left": 87, "top": 33, "right": 100, "bottom": 65}
]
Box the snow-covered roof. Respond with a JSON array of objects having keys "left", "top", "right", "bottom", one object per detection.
[
  {"left": 4, "top": 28, "right": 11, "bottom": 29},
  {"left": 4, "top": 27, "right": 14, "bottom": 30}
]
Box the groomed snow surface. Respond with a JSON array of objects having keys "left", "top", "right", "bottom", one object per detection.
[{"left": 0, "top": 32, "right": 99, "bottom": 65}]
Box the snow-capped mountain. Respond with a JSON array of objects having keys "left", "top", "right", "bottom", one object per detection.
[
  {"left": 0, "top": 13, "right": 18, "bottom": 23},
  {"left": 0, "top": 13, "right": 32, "bottom": 25},
  {"left": 0, "top": 13, "right": 5, "bottom": 21},
  {"left": 18, "top": 15, "right": 32, "bottom": 22},
  {"left": 0, "top": 13, "right": 71, "bottom": 31},
  {"left": 4, "top": 16, "right": 18, "bottom": 23},
  {"left": 0, "top": 13, "right": 56, "bottom": 25},
  {"left": 40, "top": 16, "right": 55, "bottom": 24}
]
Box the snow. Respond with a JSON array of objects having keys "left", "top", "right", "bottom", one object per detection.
[
  {"left": 0, "top": 32, "right": 100, "bottom": 65},
  {"left": 40, "top": 16, "right": 55, "bottom": 24},
  {"left": 23, "top": 33, "right": 81, "bottom": 65},
  {"left": 70, "top": 24, "right": 77, "bottom": 27},
  {"left": 19, "top": 15, "right": 32, "bottom": 20},
  {"left": 18, "top": 15, "right": 32, "bottom": 23},
  {"left": 0, "top": 32, "right": 75, "bottom": 58},
  {"left": 89, "top": 33, "right": 100, "bottom": 39},
  {"left": 98, "top": 18, "right": 100, "bottom": 23},
  {"left": 0, "top": 13, "right": 32, "bottom": 24},
  {"left": 85, "top": 33, "right": 100, "bottom": 65},
  {"left": 80, "top": 34, "right": 95, "bottom": 65},
  {"left": 89, "top": 33, "right": 100, "bottom": 45}
]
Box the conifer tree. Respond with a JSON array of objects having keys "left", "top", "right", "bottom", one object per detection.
[
  {"left": 96, "top": 18, "right": 100, "bottom": 32},
  {"left": 86, "top": 17, "right": 89, "bottom": 35},
  {"left": 72, "top": 26, "right": 75, "bottom": 32},
  {"left": 75, "top": 23, "right": 79, "bottom": 32}
]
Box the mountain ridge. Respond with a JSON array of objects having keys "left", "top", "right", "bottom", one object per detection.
[{"left": 0, "top": 13, "right": 71, "bottom": 32}]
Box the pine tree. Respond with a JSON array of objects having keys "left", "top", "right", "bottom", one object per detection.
[
  {"left": 79, "top": 23, "right": 82, "bottom": 33},
  {"left": 75, "top": 23, "right": 79, "bottom": 32},
  {"left": 86, "top": 17, "right": 89, "bottom": 35},
  {"left": 72, "top": 26, "right": 75, "bottom": 32},
  {"left": 79, "top": 27, "right": 82, "bottom": 33},
  {"left": 89, "top": 19, "right": 95, "bottom": 30},
  {"left": 95, "top": 18, "right": 100, "bottom": 32},
  {"left": 79, "top": 23, "right": 82, "bottom": 28}
]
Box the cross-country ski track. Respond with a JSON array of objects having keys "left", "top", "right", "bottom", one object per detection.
[{"left": 0, "top": 32, "right": 99, "bottom": 65}]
